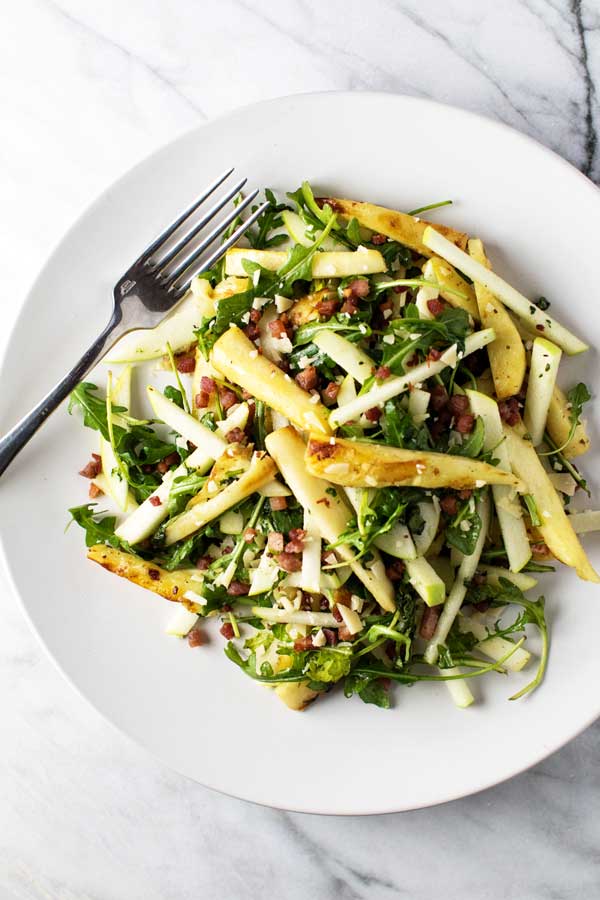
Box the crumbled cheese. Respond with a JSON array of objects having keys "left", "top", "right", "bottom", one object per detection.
[
  {"left": 312, "top": 629, "right": 326, "bottom": 648},
  {"left": 207, "top": 479, "right": 218, "bottom": 494},
  {"left": 284, "top": 373, "right": 292, "bottom": 382},
  {"left": 382, "top": 334, "right": 395, "bottom": 344},
  {"left": 383, "top": 308, "right": 392, "bottom": 319},
  {"left": 275, "top": 294, "right": 293, "bottom": 313},
  {"left": 275, "top": 335, "right": 294, "bottom": 354},
  {"left": 485, "top": 303, "right": 495, "bottom": 314},
  {"left": 475, "top": 479, "right": 485, "bottom": 488},
  {"left": 297, "top": 354, "right": 311, "bottom": 370},
  {"left": 324, "top": 552, "right": 337, "bottom": 566},
  {"left": 249, "top": 349, "right": 258, "bottom": 359},
  {"left": 309, "top": 392, "right": 321, "bottom": 405},
  {"left": 415, "top": 463, "right": 426, "bottom": 474},
  {"left": 441, "top": 345, "right": 458, "bottom": 368},
  {"left": 440, "top": 266, "right": 451, "bottom": 277},
  {"left": 459, "top": 521, "right": 471, "bottom": 532},
  {"left": 329, "top": 437, "right": 336, "bottom": 445},
  {"left": 525, "top": 340, "right": 533, "bottom": 351},
  {"left": 324, "top": 462, "right": 350, "bottom": 476},
  {"left": 183, "top": 590, "right": 207, "bottom": 606},
  {"left": 252, "top": 296, "right": 269, "bottom": 310},
  {"left": 542, "top": 510, "right": 551, "bottom": 518},
  {"left": 350, "top": 594, "right": 364, "bottom": 613},
  {"left": 252, "top": 269, "right": 261, "bottom": 287},
  {"left": 240, "top": 311, "right": 251, "bottom": 325},
  {"left": 553, "top": 461, "right": 563, "bottom": 472}
]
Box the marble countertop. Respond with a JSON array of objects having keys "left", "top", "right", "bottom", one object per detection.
[{"left": 2, "top": 1, "right": 600, "bottom": 896}]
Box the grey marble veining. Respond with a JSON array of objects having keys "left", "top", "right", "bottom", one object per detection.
[{"left": 2, "top": 1, "right": 600, "bottom": 897}]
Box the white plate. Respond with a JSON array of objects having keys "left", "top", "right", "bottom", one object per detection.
[{"left": 2, "top": 93, "right": 600, "bottom": 815}]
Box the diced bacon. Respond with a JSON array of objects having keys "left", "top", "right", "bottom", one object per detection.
[
  {"left": 187, "top": 627, "right": 204, "bottom": 647},
  {"left": 149, "top": 496, "right": 162, "bottom": 507},
  {"left": 226, "top": 427, "right": 246, "bottom": 444},
  {"left": 219, "top": 622, "right": 235, "bottom": 639},
  {"left": 419, "top": 605, "right": 441, "bottom": 640},
  {"left": 427, "top": 298, "right": 446, "bottom": 317},
  {"left": 371, "top": 233, "right": 387, "bottom": 245},
  {"left": 268, "top": 532, "right": 285, "bottom": 552},
  {"left": 316, "top": 297, "right": 339, "bottom": 318},
  {"left": 176, "top": 354, "right": 196, "bottom": 374},
  {"left": 322, "top": 381, "right": 340, "bottom": 405},
  {"left": 79, "top": 455, "right": 102, "bottom": 478},
  {"left": 440, "top": 495, "right": 459, "bottom": 516},
  {"left": 455, "top": 413, "right": 475, "bottom": 434},
  {"left": 218, "top": 387, "right": 238, "bottom": 411},
  {"left": 293, "top": 635, "right": 314, "bottom": 651},
  {"left": 365, "top": 406, "right": 381, "bottom": 422},
  {"left": 276, "top": 552, "right": 302, "bottom": 572},
  {"left": 294, "top": 365, "right": 318, "bottom": 392},
  {"left": 227, "top": 581, "right": 250, "bottom": 596},
  {"left": 448, "top": 394, "right": 470, "bottom": 416},
  {"left": 430, "top": 384, "right": 449, "bottom": 413},
  {"left": 269, "top": 496, "right": 288, "bottom": 511},
  {"left": 88, "top": 482, "right": 103, "bottom": 498},
  {"left": 385, "top": 560, "right": 405, "bottom": 581}
]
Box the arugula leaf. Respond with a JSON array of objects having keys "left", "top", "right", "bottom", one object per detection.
[
  {"left": 164, "top": 385, "right": 184, "bottom": 409},
  {"left": 304, "top": 646, "right": 353, "bottom": 683},
  {"left": 68, "top": 504, "right": 121, "bottom": 548},
  {"left": 344, "top": 673, "right": 391, "bottom": 709},
  {"left": 212, "top": 288, "right": 256, "bottom": 337},
  {"left": 522, "top": 493, "right": 542, "bottom": 527},
  {"left": 446, "top": 509, "right": 482, "bottom": 556},
  {"left": 246, "top": 189, "right": 290, "bottom": 249},
  {"left": 381, "top": 400, "right": 431, "bottom": 450},
  {"left": 68, "top": 382, "right": 126, "bottom": 442}
]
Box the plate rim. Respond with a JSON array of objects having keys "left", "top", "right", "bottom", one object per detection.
[{"left": 2, "top": 90, "right": 600, "bottom": 815}]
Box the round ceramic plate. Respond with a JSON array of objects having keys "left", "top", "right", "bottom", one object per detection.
[{"left": 2, "top": 93, "right": 600, "bottom": 815}]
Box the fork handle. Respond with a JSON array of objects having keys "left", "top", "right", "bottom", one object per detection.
[{"left": 0, "top": 315, "right": 121, "bottom": 477}]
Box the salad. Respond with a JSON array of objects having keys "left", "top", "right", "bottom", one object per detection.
[{"left": 69, "top": 183, "right": 599, "bottom": 712}]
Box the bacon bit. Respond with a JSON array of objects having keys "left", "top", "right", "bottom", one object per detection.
[
  {"left": 458, "top": 489, "right": 473, "bottom": 500},
  {"left": 268, "top": 532, "right": 285, "bottom": 552},
  {"left": 498, "top": 397, "right": 521, "bottom": 426},
  {"left": 285, "top": 537, "right": 306, "bottom": 553},
  {"left": 188, "top": 627, "right": 204, "bottom": 647},
  {"left": 187, "top": 441, "right": 197, "bottom": 452},
  {"left": 308, "top": 439, "right": 336, "bottom": 460},
  {"left": 88, "top": 482, "right": 103, "bottom": 498},
  {"left": 200, "top": 376, "right": 216, "bottom": 393},
  {"left": 157, "top": 452, "right": 180, "bottom": 474},
  {"left": 227, "top": 581, "right": 250, "bottom": 596},
  {"left": 332, "top": 606, "right": 343, "bottom": 623},
  {"left": 195, "top": 556, "right": 211, "bottom": 570},
  {"left": 226, "top": 427, "right": 246, "bottom": 444},
  {"left": 375, "top": 365, "right": 391, "bottom": 380},
  {"left": 371, "top": 233, "right": 387, "bottom": 245},
  {"left": 218, "top": 387, "right": 238, "bottom": 411},
  {"left": 323, "top": 627, "right": 338, "bottom": 646},
  {"left": 269, "top": 496, "right": 288, "bottom": 511},
  {"left": 293, "top": 635, "right": 314, "bottom": 651},
  {"left": 427, "top": 298, "right": 446, "bottom": 317},
  {"left": 429, "top": 408, "right": 452, "bottom": 441},
  {"left": 316, "top": 297, "right": 339, "bottom": 318},
  {"left": 319, "top": 595, "right": 330, "bottom": 611},
  {"left": 148, "top": 569, "right": 161, "bottom": 581},
  {"left": 295, "top": 365, "right": 318, "bottom": 392},
  {"left": 300, "top": 592, "right": 314, "bottom": 611},
  {"left": 219, "top": 622, "right": 235, "bottom": 640},
  {"left": 343, "top": 278, "right": 370, "bottom": 299},
  {"left": 365, "top": 406, "right": 382, "bottom": 422},
  {"left": 79, "top": 455, "right": 102, "bottom": 478},
  {"left": 243, "top": 528, "right": 257, "bottom": 543},
  {"left": 420, "top": 605, "right": 441, "bottom": 640},
  {"left": 405, "top": 353, "right": 419, "bottom": 368},
  {"left": 241, "top": 389, "right": 254, "bottom": 401},
  {"left": 176, "top": 353, "right": 196, "bottom": 374},
  {"left": 532, "top": 541, "right": 550, "bottom": 559},
  {"left": 472, "top": 600, "right": 491, "bottom": 613},
  {"left": 244, "top": 322, "right": 260, "bottom": 341},
  {"left": 455, "top": 413, "right": 475, "bottom": 434},
  {"left": 334, "top": 587, "right": 352, "bottom": 607},
  {"left": 338, "top": 624, "right": 356, "bottom": 641},
  {"left": 289, "top": 527, "right": 306, "bottom": 542},
  {"left": 268, "top": 318, "right": 287, "bottom": 338},
  {"left": 149, "top": 496, "right": 162, "bottom": 507},
  {"left": 378, "top": 298, "right": 394, "bottom": 315},
  {"left": 448, "top": 394, "right": 470, "bottom": 416},
  {"left": 430, "top": 384, "right": 449, "bottom": 412},
  {"left": 393, "top": 284, "right": 407, "bottom": 294},
  {"left": 340, "top": 297, "right": 359, "bottom": 316},
  {"left": 195, "top": 391, "right": 210, "bottom": 409},
  {"left": 142, "top": 464, "right": 155, "bottom": 474},
  {"left": 322, "top": 381, "right": 340, "bottom": 405},
  {"left": 385, "top": 560, "right": 405, "bottom": 582},
  {"left": 427, "top": 347, "right": 442, "bottom": 362},
  {"left": 440, "top": 495, "right": 459, "bottom": 516},
  {"left": 276, "top": 552, "right": 302, "bottom": 573}
]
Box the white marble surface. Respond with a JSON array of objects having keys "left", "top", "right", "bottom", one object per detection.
[{"left": 2, "top": 0, "right": 600, "bottom": 896}]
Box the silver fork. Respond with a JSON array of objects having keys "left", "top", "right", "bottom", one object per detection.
[{"left": 0, "top": 169, "right": 268, "bottom": 477}]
